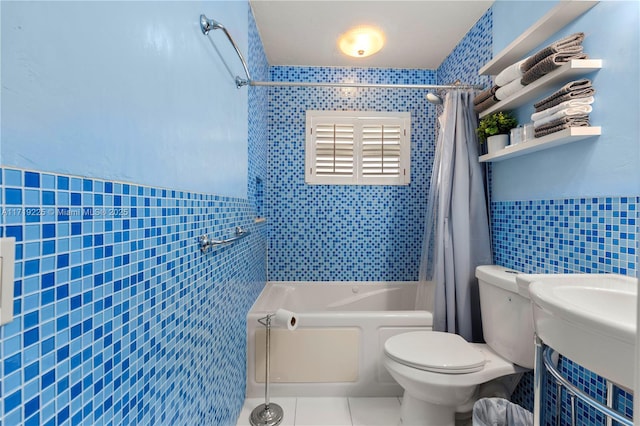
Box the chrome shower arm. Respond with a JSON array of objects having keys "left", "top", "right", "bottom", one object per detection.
[{"left": 200, "top": 14, "right": 252, "bottom": 88}]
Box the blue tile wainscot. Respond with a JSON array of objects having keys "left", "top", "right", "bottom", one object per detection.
[
  {"left": 0, "top": 167, "right": 267, "bottom": 426},
  {"left": 493, "top": 197, "right": 638, "bottom": 425}
]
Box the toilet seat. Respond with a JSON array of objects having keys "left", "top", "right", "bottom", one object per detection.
[{"left": 384, "top": 331, "right": 486, "bottom": 374}]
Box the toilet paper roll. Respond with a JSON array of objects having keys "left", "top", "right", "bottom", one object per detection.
[{"left": 272, "top": 308, "right": 298, "bottom": 331}]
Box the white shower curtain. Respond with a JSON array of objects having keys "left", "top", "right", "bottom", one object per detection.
[{"left": 418, "top": 90, "right": 492, "bottom": 343}]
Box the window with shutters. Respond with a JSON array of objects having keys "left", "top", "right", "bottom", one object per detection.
[{"left": 305, "top": 111, "right": 411, "bottom": 185}]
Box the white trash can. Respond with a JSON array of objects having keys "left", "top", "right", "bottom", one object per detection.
[{"left": 472, "top": 398, "right": 533, "bottom": 426}]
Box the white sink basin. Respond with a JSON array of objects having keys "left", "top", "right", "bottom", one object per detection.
[{"left": 517, "top": 273, "right": 637, "bottom": 389}]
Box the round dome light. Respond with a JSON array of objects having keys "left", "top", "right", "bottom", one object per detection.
[{"left": 338, "top": 26, "right": 385, "bottom": 58}]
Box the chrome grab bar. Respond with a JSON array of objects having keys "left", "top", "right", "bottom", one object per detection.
[
  {"left": 542, "top": 346, "right": 633, "bottom": 426},
  {"left": 199, "top": 227, "right": 249, "bottom": 253}
]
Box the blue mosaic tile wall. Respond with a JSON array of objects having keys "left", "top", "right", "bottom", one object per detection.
[
  {"left": 0, "top": 167, "right": 267, "bottom": 426},
  {"left": 493, "top": 197, "right": 638, "bottom": 425},
  {"left": 265, "top": 9, "right": 493, "bottom": 282},
  {"left": 248, "top": 8, "right": 269, "bottom": 220},
  {"left": 437, "top": 8, "right": 493, "bottom": 90},
  {"left": 266, "top": 67, "right": 438, "bottom": 281},
  {"left": 493, "top": 198, "right": 638, "bottom": 276}
]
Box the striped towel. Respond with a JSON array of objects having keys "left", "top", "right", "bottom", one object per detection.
[
  {"left": 531, "top": 97, "right": 594, "bottom": 122},
  {"left": 534, "top": 115, "right": 590, "bottom": 138},
  {"left": 474, "top": 85, "right": 498, "bottom": 106},
  {"left": 521, "top": 52, "right": 588, "bottom": 85},
  {"left": 533, "top": 105, "right": 593, "bottom": 127},
  {"left": 473, "top": 95, "right": 499, "bottom": 113},
  {"left": 534, "top": 79, "right": 594, "bottom": 112},
  {"left": 522, "top": 32, "right": 586, "bottom": 72}
]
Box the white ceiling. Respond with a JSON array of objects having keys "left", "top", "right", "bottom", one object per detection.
[{"left": 249, "top": 1, "right": 494, "bottom": 69}]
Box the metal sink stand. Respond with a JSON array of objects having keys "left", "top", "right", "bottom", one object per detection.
[{"left": 533, "top": 335, "right": 633, "bottom": 426}]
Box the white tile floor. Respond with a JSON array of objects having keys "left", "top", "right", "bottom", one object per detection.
[{"left": 236, "top": 397, "right": 402, "bottom": 426}]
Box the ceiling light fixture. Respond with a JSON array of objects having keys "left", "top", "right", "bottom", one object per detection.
[{"left": 338, "top": 26, "right": 385, "bottom": 58}]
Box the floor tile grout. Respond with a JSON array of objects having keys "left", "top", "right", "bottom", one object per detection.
[{"left": 238, "top": 396, "right": 405, "bottom": 426}]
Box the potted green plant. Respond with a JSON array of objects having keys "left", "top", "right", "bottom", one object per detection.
[{"left": 476, "top": 111, "right": 518, "bottom": 154}]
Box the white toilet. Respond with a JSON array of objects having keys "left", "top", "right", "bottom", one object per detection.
[{"left": 383, "top": 265, "right": 534, "bottom": 426}]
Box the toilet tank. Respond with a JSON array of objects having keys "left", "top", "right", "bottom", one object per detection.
[{"left": 475, "top": 265, "right": 535, "bottom": 369}]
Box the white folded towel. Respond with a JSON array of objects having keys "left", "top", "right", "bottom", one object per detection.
[
  {"left": 533, "top": 106, "right": 593, "bottom": 127},
  {"left": 495, "top": 58, "right": 528, "bottom": 87},
  {"left": 495, "top": 78, "right": 525, "bottom": 101},
  {"left": 530, "top": 96, "right": 595, "bottom": 121}
]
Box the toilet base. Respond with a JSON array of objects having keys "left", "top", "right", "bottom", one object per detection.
[{"left": 400, "top": 393, "right": 456, "bottom": 426}]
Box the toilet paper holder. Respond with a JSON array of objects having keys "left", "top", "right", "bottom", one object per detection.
[{"left": 250, "top": 309, "right": 298, "bottom": 426}]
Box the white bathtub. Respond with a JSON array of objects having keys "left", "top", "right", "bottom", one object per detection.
[{"left": 246, "top": 281, "right": 433, "bottom": 397}]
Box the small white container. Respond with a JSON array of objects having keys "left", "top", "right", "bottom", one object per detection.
[
  {"left": 522, "top": 123, "right": 535, "bottom": 142},
  {"left": 510, "top": 126, "right": 523, "bottom": 145},
  {"left": 487, "top": 134, "right": 509, "bottom": 154}
]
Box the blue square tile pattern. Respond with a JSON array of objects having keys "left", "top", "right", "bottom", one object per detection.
[
  {"left": 248, "top": 4, "right": 269, "bottom": 225},
  {"left": 24, "top": 172, "right": 40, "bottom": 188},
  {"left": 0, "top": 162, "right": 267, "bottom": 425},
  {"left": 265, "top": 8, "right": 494, "bottom": 283},
  {"left": 493, "top": 197, "right": 638, "bottom": 425},
  {"left": 492, "top": 198, "right": 638, "bottom": 276},
  {"left": 266, "top": 66, "right": 437, "bottom": 281}
]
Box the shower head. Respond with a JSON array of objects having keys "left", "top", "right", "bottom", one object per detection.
[
  {"left": 426, "top": 92, "right": 443, "bottom": 105},
  {"left": 200, "top": 14, "right": 224, "bottom": 34}
]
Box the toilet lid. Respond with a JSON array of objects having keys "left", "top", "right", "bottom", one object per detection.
[{"left": 384, "top": 331, "right": 486, "bottom": 374}]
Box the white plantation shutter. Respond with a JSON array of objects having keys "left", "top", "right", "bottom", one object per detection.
[
  {"left": 313, "top": 123, "right": 355, "bottom": 178},
  {"left": 361, "top": 123, "right": 402, "bottom": 178},
  {"left": 306, "top": 111, "right": 410, "bottom": 185}
]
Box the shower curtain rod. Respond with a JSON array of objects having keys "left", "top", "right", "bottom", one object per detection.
[
  {"left": 248, "top": 81, "right": 484, "bottom": 90},
  {"left": 199, "top": 14, "right": 484, "bottom": 91}
]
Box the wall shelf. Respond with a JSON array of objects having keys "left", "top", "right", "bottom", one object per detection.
[
  {"left": 479, "top": 59, "right": 602, "bottom": 118},
  {"left": 477, "top": 2, "right": 603, "bottom": 163},
  {"left": 479, "top": 0, "right": 599, "bottom": 76},
  {"left": 478, "top": 126, "right": 601, "bottom": 162}
]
